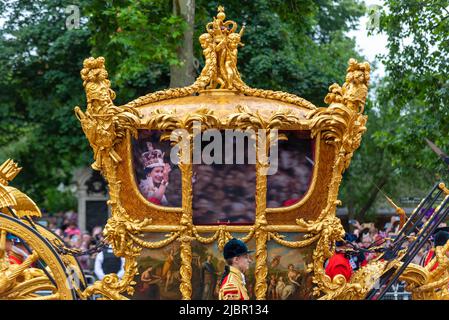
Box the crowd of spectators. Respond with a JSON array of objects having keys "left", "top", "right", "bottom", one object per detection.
[
  {"left": 39, "top": 210, "right": 103, "bottom": 273},
  {"left": 345, "top": 208, "right": 446, "bottom": 266},
  {"left": 266, "top": 146, "right": 313, "bottom": 208},
  {"left": 193, "top": 164, "right": 256, "bottom": 224}
]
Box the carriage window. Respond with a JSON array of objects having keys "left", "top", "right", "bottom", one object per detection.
[
  {"left": 193, "top": 130, "right": 256, "bottom": 225},
  {"left": 132, "top": 130, "right": 182, "bottom": 207},
  {"left": 266, "top": 131, "right": 314, "bottom": 208}
]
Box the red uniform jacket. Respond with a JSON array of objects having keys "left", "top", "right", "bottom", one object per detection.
[
  {"left": 325, "top": 253, "right": 353, "bottom": 282},
  {"left": 282, "top": 198, "right": 300, "bottom": 207},
  {"left": 218, "top": 266, "right": 249, "bottom": 300},
  {"left": 8, "top": 253, "right": 22, "bottom": 265},
  {"left": 148, "top": 197, "right": 161, "bottom": 205},
  {"left": 424, "top": 249, "right": 438, "bottom": 271}
]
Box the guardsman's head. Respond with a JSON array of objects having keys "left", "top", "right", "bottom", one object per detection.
[
  {"left": 433, "top": 227, "right": 449, "bottom": 247},
  {"left": 5, "top": 233, "right": 19, "bottom": 251},
  {"left": 223, "top": 238, "right": 253, "bottom": 273}
]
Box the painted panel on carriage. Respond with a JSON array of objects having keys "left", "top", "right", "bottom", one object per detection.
[
  {"left": 132, "top": 130, "right": 182, "bottom": 208},
  {"left": 131, "top": 233, "right": 314, "bottom": 300},
  {"left": 131, "top": 233, "right": 255, "bottom": 300},
  {"left": 131, "top": 233, "right": 182, "bottom": 300},
  {"left": 265, "top": 233, "right": 315, "bottom": 300},
  {"left": 189, "top": 233, "right": 315, "bottom": 300},
  {"left": 266, "top": 131, "right": 315, "bottom": 208}
]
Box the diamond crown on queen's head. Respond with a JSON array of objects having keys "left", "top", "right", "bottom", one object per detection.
[{"left": 142, "top": 143, "right": 164, "bottom": 169}]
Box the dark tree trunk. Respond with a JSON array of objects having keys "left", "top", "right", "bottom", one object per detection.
[{"left": 170, "top": 0, "right": 196, "bottom": 88}]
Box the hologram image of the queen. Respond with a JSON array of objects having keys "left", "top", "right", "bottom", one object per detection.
[{"left": 132, "top": 130, "right": 182, "bottom": 207}]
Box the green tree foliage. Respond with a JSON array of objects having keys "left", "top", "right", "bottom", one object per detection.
[
  {"left": 377, "top": 0, "right": 448, "bottom": 174},
  {"left": 340, "top": 0, "right": 449, "bottom": 220},
  {"left": 84, "top": 0, "right": 187, "bottom": 102},
  {"left": 379, "top": 0, "right": 448, "bottom": 108},
  {"left": 42, "top": 186, "right": 77, "bottom": 213},
  {"left": 375, "top": 0, "right": 449, "bottom": 174},
  {"left": 0, "top": 0, "right": 92, "bottom": 202}
]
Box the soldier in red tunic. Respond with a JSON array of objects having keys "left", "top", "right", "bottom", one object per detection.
[
  {"left": 424, "top": 227, "right": 449, "bottom": 271},
  {"left": 218, "top": 238, "right": 253, "bottom": 300},
  {"left": 5, "top": 234, "right": 27, "bottom": 265},
  {"left": 325, "top": 233, "right": 361, "bottom": 282}
]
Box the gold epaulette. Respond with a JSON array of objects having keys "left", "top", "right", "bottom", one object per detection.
[
  {"left": 220, "top": 278, "right": 241, "bottom": 300},
  {"left": 225, "top": 272, "right": 241, "bottom": 287},
  {"left": 219, "top": 271, "right": 245, "bottom": 300}
]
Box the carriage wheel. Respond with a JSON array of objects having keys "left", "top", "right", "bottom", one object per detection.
[
  {"left": 0, "top": 213, "right": 77, "bottom": 300},
  {"left": 32, "top": 223, "right": 88, "bottom": 292}
]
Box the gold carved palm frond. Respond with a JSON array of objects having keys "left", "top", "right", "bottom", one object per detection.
[
  {"left": 0, "top": 159, "right": 22, "bottom": 186},
  {"left": 0, "top": 184, "right": 17, "bottom": 208},
  {"left": 0, "top": 159, "right": 40, "bottom": 217},
  {"left": 2, "top": 186, "right": 41, "bottom": 218}
]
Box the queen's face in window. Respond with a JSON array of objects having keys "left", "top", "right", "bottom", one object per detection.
[
  {"left": 139, "top": 142, "right": 171, "bottom": 206},
  {"left": 146, "top": 166, "right": 164, "bottom": 184}
]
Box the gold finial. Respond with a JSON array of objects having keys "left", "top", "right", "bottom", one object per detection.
[
  {"left": 201, "top": 5, "right": 245, "bottom": 90},
  {"left": 0, "top": 159, "right": 22, "bottom": 186},
  {"left": 439, "top": 183, "right": 449, "bottom": 195},
  {"left": 374, "top": 184, "right": 406, "bottom": 228},
  {"left": 123, "top": 7, "right": 318, "bottom": 110},
  {"left": 217, "top": 5, "right": 225, "bottom": 21}
]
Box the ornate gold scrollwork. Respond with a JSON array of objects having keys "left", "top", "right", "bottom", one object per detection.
[
  {"left": 0, "top": 159, "right": 21, "bottom": 186},
  {"left": 0, "top": 215, "right": 73, "bottom": 300},
  {"left": 301, "top": 58, "right": 371, "bottom": 299},
  {"left": 399, "top": 241, "right": 449, "bottom": 300},
  {"left": 146, "top": 107, "right": 222, "bottom": 299},
  {"left": 217, "top": 227, "right": 234, "bottom": 252},
  {"left": 268, "top": 232, "right": 320, "bottom": 249},
  {"left": 226, "top": 104, "right": 306, "bottom": 299},
  {"left": 0, "top": 159, "right": 40, "bottom": 218},
  {"left": 143, "top": 103, "right": 308, "bottom": 300},
  {"left": 0, "top": 160, "right": 79, "bottom": 300},
  {"left": 74, "top": 57, "right": 178, "bottom": 300}
]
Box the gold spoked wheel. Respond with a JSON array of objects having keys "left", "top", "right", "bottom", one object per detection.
[
  {"left": 32, "top": 223, "right": 88, "bottom": 293},
  {"left": 0, "top": 213, "right": 77, "bottom": 300}
]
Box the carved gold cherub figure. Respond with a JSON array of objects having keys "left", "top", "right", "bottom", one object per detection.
[
  {"left": 223, "top": 29, "right": 245, "bottom": 89},
  {"left": 204, "top": 6, "right": 245, "bottom": 90},
  {"left": 343, "top": 59, "right": 370, "bottom": 113},
  {"left": 198, "top": 33, "right": 224, "bottom": 88}
]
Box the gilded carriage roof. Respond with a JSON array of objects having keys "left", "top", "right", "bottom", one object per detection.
[{"left": 136, "top": 90, "right": 310, "bottom": 123}]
